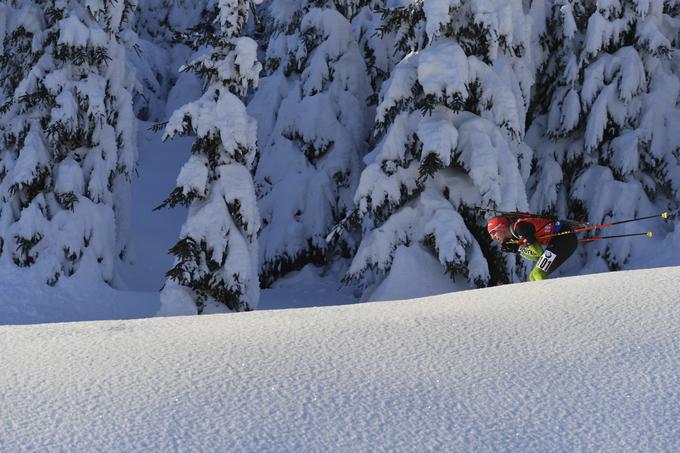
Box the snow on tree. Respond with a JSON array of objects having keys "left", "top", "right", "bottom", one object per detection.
[
  {"left": 349, "top": 0, "right": 397, "bottom": 109},
  {"left": 157, "top": 0, "right": 262, "bottom": 315},
  {"left": 248, "top": 1, "right": 371, "bottom": 287},
  {"left": 0, "top": 0, "right": 138, "bottom": 285},
  {"left": 0, "top": 3, "right": 8, "bottom": 103},
  {"left": 527, "top": 0, "right": 680, "bottom": 272},
  {"left": 344, "top": 0, "right": 537, "bottom": 293},
  {"left": 131, "top": 0, "right": 212, "bottom": 121}
]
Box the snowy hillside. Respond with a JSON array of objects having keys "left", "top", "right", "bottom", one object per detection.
[{"left": 3, "top": 266, "right": 680, "bottom": 452}]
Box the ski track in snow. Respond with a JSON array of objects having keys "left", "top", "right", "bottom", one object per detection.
[{"left": 2, "top": 266, "right": 680, "bottom": 452}]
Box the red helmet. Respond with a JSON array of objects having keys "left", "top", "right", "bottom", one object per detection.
[{"left": 487, "top": 216, "right": 510, "bottom": 234}]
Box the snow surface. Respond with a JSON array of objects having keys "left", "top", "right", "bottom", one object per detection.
[
  {"left": 0, "top": 262, "right": 158, "bottom": 326},
  {"left": 2, "top": 266, "right": 680, "bottom": 451}
]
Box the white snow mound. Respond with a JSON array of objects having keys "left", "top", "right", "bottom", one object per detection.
[{"left": 2, "top": 266, "right": 680, "bottom": 451}]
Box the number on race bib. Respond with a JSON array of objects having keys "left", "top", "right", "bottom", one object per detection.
[{"left": 536, "top": 250, "right": 556, "bottom": 272}]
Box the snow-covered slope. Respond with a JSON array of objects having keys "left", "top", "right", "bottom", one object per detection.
[{"left": 2, "top": 266, "right": 680, "bottom": 451}]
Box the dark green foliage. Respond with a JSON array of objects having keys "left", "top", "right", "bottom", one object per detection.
[
  {"left": 282, "top": 129, "right": 335, "bottom": 162},
  {"left": 155, "top": 186, "right": 203, "bottom": 210},
  {"left": 456, "top": 18, "right": 492, "bottom": 63},
  {"left": 417, "top": 153, "right": 444, "bottom": 185},
  {"left": 44, "top": 5, "right": 65, "bottom": 25},
  {"left": 9, "top": 169, "right": 49, "bottom": 209},
  {"left": 362, "top": 41, "right": 388, "bottom": 107},
  {"left": 227, "top": 198, "right": 251, "bottom": 238},
  {"left": 166, "top": 236, "right": 249, "bottom": 312},
  {"left": 148, "top": 122, "right": 169, "bottom": 133},
  {"left": 0, "top": 100, "right": 13, "bottom": 116},
  {"left": 1, "top": 27, "right": 41, "bottom": 94},
  {"left": 419, "top": 90, "right": 466, "bottom": 116},
  {"left": 13, "top": 233, "right": 43, "bottom": 267},
  {"left": 17, "top": 83, "right": 56, "bottom": 112},
  {"left": 173, "top": 6, "right": 222, "bottom": 49},
  {"left": 341, "top": 234, "right": 413, "bottom": 288},
  {"left": 259, "top": 242, "right": 326, "bottom": 288},
  {"left": 333, "top": 170, "right": 351, "bottom": 190},
  {"left": 422, "top": 232, "right": 486, "bottom": 286},
  {"left": 53, "top": 44, "right": 111, "bottom": 66},
  {"left": 57, "top": 192, "right": 79, "bottom": 211},
  {"left": 375, "top": 3, "right": 426, "bottom": 56},
  {"left": 310, "top": 0, "right": 371, "bottom": 20}
]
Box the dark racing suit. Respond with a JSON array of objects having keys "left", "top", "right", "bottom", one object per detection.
[{"left": 502, "top": 217, "right": 578, "bottom": 281}]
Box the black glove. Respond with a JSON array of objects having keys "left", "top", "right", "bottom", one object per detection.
[{"left": 500, "top": 241, "right": 519, "bottom": 253}]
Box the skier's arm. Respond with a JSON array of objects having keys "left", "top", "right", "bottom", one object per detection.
[
  {"left": 500, "top": 241, "right": 519, "bottom": 253},
  {"left": 518, "top": 242, "right": 543, "bottom": 261},
  {"left": 512, "top": 220, "right": 544, "bottom": 261},
  {"left": 513, "top": 221, "right": 537, "bottom": 243}
]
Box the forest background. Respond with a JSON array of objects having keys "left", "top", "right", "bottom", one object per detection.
[{"left": 1, "top": 0, "right": 678, "bottom": 321}]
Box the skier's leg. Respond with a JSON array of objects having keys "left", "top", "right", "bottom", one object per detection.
[
  {"left": 536, "top": 231, "right": 578, "bottom": 275},
  {"left": 530, "top": 267, "right": 548, "bottom": 281}
]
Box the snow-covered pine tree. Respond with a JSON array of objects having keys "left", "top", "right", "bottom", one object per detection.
[
  {"left": 527, "top": 0, "right": 680, "bottom": 272},
  {"left": 345, "top": 0, "right": 538, "bottom": 292},
  {"left": 157, "top": 0, "right": 262, "bottom": 315},
  {"left": 248, "top": 1, "right": 371, "bottom": 287},
  {"left": 0, "top": 0, "right": 137, "bottom": 285}
]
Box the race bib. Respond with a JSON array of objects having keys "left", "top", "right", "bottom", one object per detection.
[{"left": 536, "top": 250, "right": 557, "bottom": 272}]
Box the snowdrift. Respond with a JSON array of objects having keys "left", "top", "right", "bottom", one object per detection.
[{"left": 2, "top": 266, "right": 680, "bottom": 451}]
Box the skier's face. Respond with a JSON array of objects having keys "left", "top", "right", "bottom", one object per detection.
[{"left": 490, "top": 224, "right": 511, "bottom": 242}]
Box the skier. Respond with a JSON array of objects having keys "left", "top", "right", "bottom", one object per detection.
[{"left": 487, "top": 215, "right": 578, "bottom": 281}]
